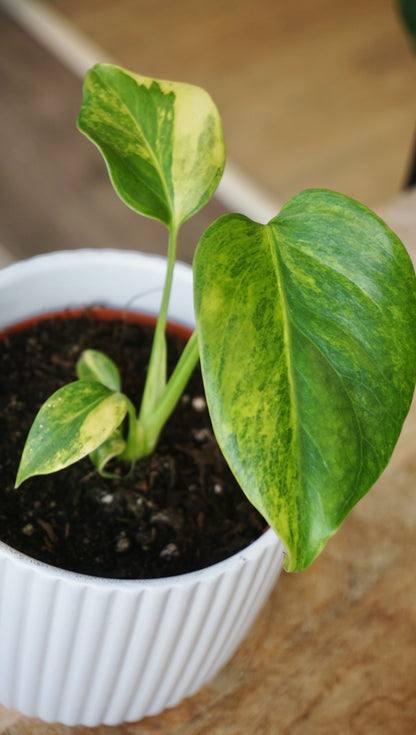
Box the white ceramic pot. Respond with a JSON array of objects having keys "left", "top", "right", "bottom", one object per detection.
[{"left": 0, "top": 250, "right": 285, "bottom": 727}]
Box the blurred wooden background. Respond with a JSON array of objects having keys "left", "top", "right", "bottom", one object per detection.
[
  {"left": 34, "top": 0, "right": 416, "bottom": 205},
  {"left": 0, "top": 0, "right": 415, "bottom": 266}
]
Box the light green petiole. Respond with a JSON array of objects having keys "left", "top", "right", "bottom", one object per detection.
[
  {"left": 129, "top": 221, "right": 199, "bottom": 460},
  {"left": 136, "top": 329, "right": 199, "bottom": 456},
  {"left": 138, "top": 223, "right": 179, "bottom": 428}
]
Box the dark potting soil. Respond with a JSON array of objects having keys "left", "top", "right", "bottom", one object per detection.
[{"left": 0, "top": 311, "right": 265, "bottom": 579}]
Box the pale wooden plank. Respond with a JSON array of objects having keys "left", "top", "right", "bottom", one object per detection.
[{"left": 0, "top": 705, "right": 21, "bottom": 731}]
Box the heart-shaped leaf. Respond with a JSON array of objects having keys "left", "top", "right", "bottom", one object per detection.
[
  {"left": 16, "top": 381, "right": 129, "bottom": 486},
  {"left": 194, "top": 189, "right": 416, "bottom": 572},
  {"left": 77, "top": 64, "right": 225, "bottom": 227}
]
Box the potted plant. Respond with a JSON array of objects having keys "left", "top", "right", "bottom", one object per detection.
[{"left": 0, "top": 63, "right": 415, "bottom": 727}]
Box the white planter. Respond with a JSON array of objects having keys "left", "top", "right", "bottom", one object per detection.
[{"left": 0, "top": 250, "right": 285, "bottom": 727}]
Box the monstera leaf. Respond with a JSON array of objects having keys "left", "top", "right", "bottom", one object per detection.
[
  {"left": 77, "top": 64, "right": 225, "bottom": 228},
  {"left": 194, "top": 189, "right": 416, "bottom": 572}
]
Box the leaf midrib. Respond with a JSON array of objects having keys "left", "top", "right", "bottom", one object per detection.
[
  {"left": 266, "top": 227, "right": 367, "bottom": 507},
  {"left": 102, "top": 73, "right": 173, "bottom": 218},
  {"left": 265, "top": 227, "right": 302, "bottom": 479}
]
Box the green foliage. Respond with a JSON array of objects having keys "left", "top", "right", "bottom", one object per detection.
[
  {"left": 16, "top": 381, "right": 130, "bottom": 486},
  {"left": 77, "top": 64, "right": 225, "bottom": 228},
  {"left": 194, "top": 189, "right": 416, "bottom": 570},
  {"left": 15, "top": 63, "right": 416, "bottom": 572}
]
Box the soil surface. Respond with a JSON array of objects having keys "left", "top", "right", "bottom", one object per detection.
[{"left": 0, "top": 310, "right": 265, "bottom": 579}]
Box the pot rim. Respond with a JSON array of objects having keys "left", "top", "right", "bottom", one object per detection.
[
  {"left": 0, "top": 248, "right": 175, "bottom": 281},
  {"left": 0, "top": 528, "right": 279, "bottom": 589}
]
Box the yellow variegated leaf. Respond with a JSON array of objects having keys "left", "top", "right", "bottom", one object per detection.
[
  {"left": 16, "top": 381, "right": 129, "bottom": 486},
  {"left": 77, "top": 64, "right": 225, "bottom": 227},
  {"left": 194, "top": 189, "right": 416, "bottom": 571}
]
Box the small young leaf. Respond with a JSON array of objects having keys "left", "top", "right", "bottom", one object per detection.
[
  {"left": 77, "top": 64, "right": 225, "bottom": 228},
  {"left": 194, "top": 189, "right": 416, "bottom": 572},
  {"left": 77, "top": 349, "right": 122, "bottom": 391},
  {"left": 90, "top": 431, "right": 127, "bottom": 476},
  {"left": 16, "top": 381, "right": 129, "bottom": 486}
]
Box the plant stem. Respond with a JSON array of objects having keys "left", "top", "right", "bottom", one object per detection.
[
  {"left": 120, "top": 396, "right": 143, "bottom": 463},
  {"left": 155, "top": 222, "right": 180, "bottom": 349},
  {"left": 143, "top": 329, "right": 200, "bottom": 446},
  {"left": 138, "top": 223, "right": 179, "bottom": 428},
  {"left": 132, "top": 221, "right": 202, "bottom": 459},
  {"left": 124, "top": 330, "right": 199, "bottom": 462}
]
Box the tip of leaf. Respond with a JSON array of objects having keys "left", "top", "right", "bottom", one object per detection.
[{"left": 14, "top": 464, "right": 30, "bottom": 489}]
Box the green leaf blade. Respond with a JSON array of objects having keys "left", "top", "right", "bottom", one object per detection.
[
  {"left": 77, "top": 64, "right": 225, "bottom": 227},
  {"left": 194, "top": 190, "right": 416, "bottom": 572},
  {"left": 16, "top": 381, "right": 129, "bottom": 486}
]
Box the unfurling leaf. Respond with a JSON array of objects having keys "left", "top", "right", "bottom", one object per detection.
[
  {"left": 77, "top": 349, "right": 122, "bottom": 391},
  {"left": 194, "top": 189, "right": 416, "bottom": 572},
  {"left": 90, "top": 430, "right": 127, "bottom": 476},
  {"left": 16, "top": 381, "right": 130, "bottom": 486}
]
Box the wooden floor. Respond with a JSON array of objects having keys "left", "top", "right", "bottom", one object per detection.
[{"left": 44, "top": 0, "right": 415, "bottom": 208}]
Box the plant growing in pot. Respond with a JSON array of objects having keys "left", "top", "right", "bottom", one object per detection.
[{"left": 0, "top": 63, "right": 416, "bottom": 727}]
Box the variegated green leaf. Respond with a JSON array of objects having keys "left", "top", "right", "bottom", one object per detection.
[
  {"left": 77, "top": 64, "right": 225, "bottom": 227},
  {"left": 194, "top": 189, "right": 416, "bottom": 572},
  {"left": 77, "top": 349, "right": 122, "bottom": 391},
  {"left": 16, "top": 381, "right": 129, "bottom": 486}
]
